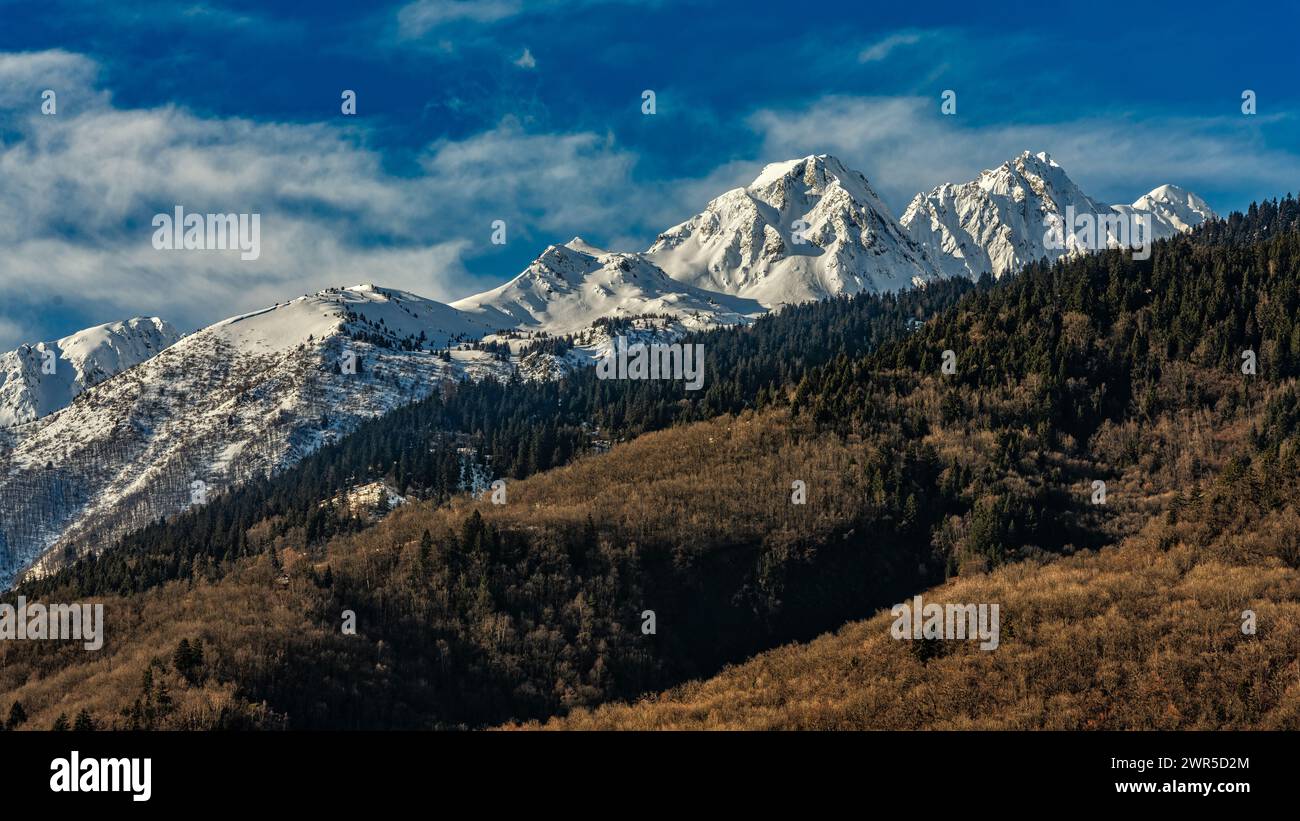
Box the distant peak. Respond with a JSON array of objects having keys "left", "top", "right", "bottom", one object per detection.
[
  {"left": 563, "top": 236, "right": 604, "bottom": 255},
  {"left": 1139, "top": 184, "right": 1193, "bottom": 201},
  {"left": 749, "top": 154, "right": 853, "bottom": 189},
  {"left": 977, "top": 151, "right": 1074, "bottom": 192},
  {"left": 1129, "top": 184, "right": 1217, "bottom": 222},
  {"left": 1017, "top": 149, "right": 1057, "bottom": 166}
]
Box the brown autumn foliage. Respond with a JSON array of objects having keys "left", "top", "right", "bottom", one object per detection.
[
  {"left": 1, "top": 408, "right": 912, "bottom": 728},
  {"left": 522, "top": 385, "right": 1300, "bottom": 730}
]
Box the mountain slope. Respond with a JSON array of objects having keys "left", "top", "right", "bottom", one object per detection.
[
  {"left": 20, "top": 278, "right": 975, "bottom": 601},
  {"left": 0, "top": 286, "right": 507, "bottom": 587},
  {"left": 0, "top": 317, "right": 179, "bottom": 428},
  {"left": 646, "top": 155, "right": 942, "bottom": 306},
  {"left": 520, "top": 203, "right": 1300, "bottom": 731},
  {"left": 532, "top": 409, "right": 1300, "bottom": 730}
]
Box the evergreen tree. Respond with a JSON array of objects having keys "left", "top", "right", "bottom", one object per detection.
[
  {"left": 5, "top": 701, "right": 26, "bottom": 730},
  {"left": 173, "top": 638, "right": 194, "bottom": 676},
  {"left": 73, "top": 709, "right": 95, "bottom": 732}
]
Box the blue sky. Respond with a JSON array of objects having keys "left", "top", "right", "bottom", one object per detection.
[{"left": 0, "top": 0, "right": 1297, "bottom": 346}]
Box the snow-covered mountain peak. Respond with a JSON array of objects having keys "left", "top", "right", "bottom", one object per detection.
[
  {"left": 563, "top": 236, "right": 604, "bottom": 255},
  {"left": 0, "top": 317, "right": 180, "bottom": 428},
  {"left": 0, "top": 285, "right": 514, "bottom": 587},
  {"left": 1126, "top": 184, "right": 1217, "bottom": 233},
  {"left": 454, "top": 240, "right": 759, "bottom": 336},
  {"left": 1139, "top": 183, "right": 1195, "bottom": 203},
  {"left": 969, "top": 150, "right": 1108, "bottom": 213},
  {"left": 743, "top": 154, "right": 888, "bottom": 214},
  {"left": 646, "top": 154, "right": 940, "bottom": 307},
  {"left": 900, "top": 150, "right": 1214, "bottom": 280},
  {"left": 190, "top": 285, "right": 495, "bottom": 357},
  {"left": 1012, "top": 150, "right": 1058, "bottom": 170},
  {"left": 752, "top": 153, "right": 847, "bottom": 187}
]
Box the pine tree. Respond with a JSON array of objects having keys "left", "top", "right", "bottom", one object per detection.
[
  {"left": 73, "top": 709, "right": 95, "bottom": 732},
  {"left": 5, "top": 701, "right": 27, "bottom": 730},
  {"left": 155, "top": 682, "right": 173, "bottom": 716},
  {"left": 52, "top": 713, "right": 70, "bottom": 731},
  {"left": 128, "top": 699, "right": 146, "bottom": 731},
  {"left": 173, "top": 638, "right": 194, "bottom": 677},
  {"left": 419, "top": 529, "right": 434, "bottom": 570}
]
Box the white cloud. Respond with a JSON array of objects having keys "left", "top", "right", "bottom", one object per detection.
[
  {"left": 513, "top": 47, "right": 536, "bottom": 69},
  {"left": 0, "top": 317, "right": 35, "bottom": 351},
  {"left": 397, "top": 0, "right": 522, "bottom": 38},
  {"left": 0, "top": 49, "right": 103, "bottom": 111},
  {"left": 394, "top": 0, "right": 662, "bottom": 40},
  {"left": 0, "top": 50, "right": 646, "bottom": 340},
  {"left": 858, "top": 31, "right": 927, "bottom": 63}
]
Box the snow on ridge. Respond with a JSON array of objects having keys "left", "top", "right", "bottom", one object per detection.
[
  {"left": 0, "top": 317, "right": 181, "bottom": 428},
  {"left": 453, "top": 239, "right": 761, "bottom": 336},
  {"left": 0, "top": 286, "right": 513, "bottom": 588},
  {"left": 192, "top": 285, "right": 497, "bottom": 357}
]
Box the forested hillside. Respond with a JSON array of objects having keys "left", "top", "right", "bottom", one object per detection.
[
  {"left": 19, "top": 278, "right": 972, "bottom": 599},
  {"left": 535, "top": 383, "right": 1300, "bottom": 730}
]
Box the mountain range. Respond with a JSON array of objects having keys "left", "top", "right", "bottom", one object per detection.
[
  {"left": 900, "top": 151, "right": 1216, "bottom": 280},
  {"left": 0, "top": 150, "right": 1216, "bottom": 586}
]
